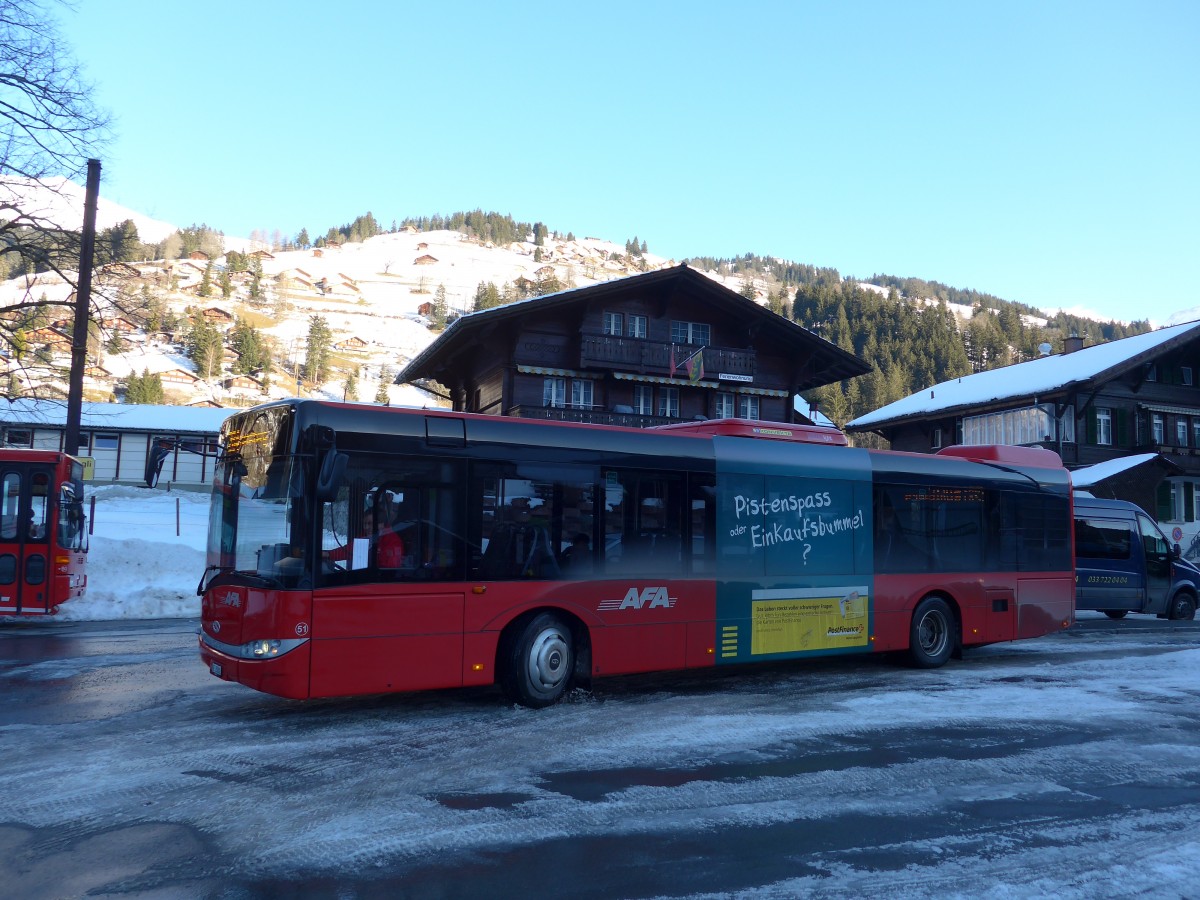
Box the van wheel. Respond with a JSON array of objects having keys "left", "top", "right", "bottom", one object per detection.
[
  {"left": 501, "top": 613, "right": 574, "bottom": 708},
  {"left": 1103, "top": 610, "right": 1128, "bottom": 620},
  {"left": 908, "top": 597, "right": 955, "bottom": 668},
  {"left": 1168, "top": 592, "right": 1197, "bottom": 621}
]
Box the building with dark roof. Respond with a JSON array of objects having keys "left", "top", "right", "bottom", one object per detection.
[
  {"left": 396, "top": 264, "right": 870, "bottom": 427},
  {"left": 846, "top": 320, "right": 1200, "bottom": 549}
]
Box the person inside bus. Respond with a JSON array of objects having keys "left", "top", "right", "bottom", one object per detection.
[
  {"left": 561, "top": 532, "right": 593, "bottom": 576},
  {"left": 370, "top": 491, "right": 406, "bottom": 569},
  {"left": 327, "top": 491, "right": 405, "bottom": 570},
  {"left": 25, "top": 509, "right": 43, "bottom": 540}
]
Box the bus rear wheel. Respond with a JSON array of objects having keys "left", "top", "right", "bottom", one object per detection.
[
  {"left": 501, "top": 613, "right": 575, "bottom": 708},
  {"left": 908, "top": 597, "right": 955, "bottom": 668},
  {"left": 1168, "top": 592, "right": 1197, "bottom": 621},
  {"left": 1103, "top": 610, "right": 1128, "bottom": 620}
]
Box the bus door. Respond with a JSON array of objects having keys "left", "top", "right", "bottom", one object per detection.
[{"left": 0, "top": 465, "right": 52, "bottom": 614}]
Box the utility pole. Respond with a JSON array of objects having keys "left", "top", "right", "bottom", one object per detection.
[{"left": 65, "top": 159, "right": 100, "bottom": 456}]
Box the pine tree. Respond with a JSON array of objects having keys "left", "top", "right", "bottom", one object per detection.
[
  {"left": 375, "top": 366, "right": 392, "bottom": 404},
  {"left": 248, "top": 256, "right": 263, "bottom": 303},
  {"left": 303, "top": 315, "right": 332, "bottom": 384},
  {"left": 187, "top": 319, "right": 224, "bottom": 380},
  {"left": 199, "top": 261, "right": 214, "bottom": 298},
  {"left": 432, "top": 285, "right": 448, "bottom": 329}
]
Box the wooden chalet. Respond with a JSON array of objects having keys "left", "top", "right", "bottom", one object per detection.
[
  {"left": 335, "top": 336, "right": 369, "bottom": 353},
  {"left": 200, "top": 306, "right": 235, "bottom": 325},
  {"left": 414, "top": 254, "right": 438, "bottom": 266},
  {"left": 846, "top": 321, "right": 1200, "bottom": 537},
  {"left": 222, "top": 374, "right": 264, "bottom": 393},
  {"left": 397, "top": 264, "right": 869, "bottom": 427},
  {"left": 160, "top": 368, "right": 201, "bottom": 386}
]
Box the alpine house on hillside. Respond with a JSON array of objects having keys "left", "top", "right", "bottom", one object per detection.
[
  {"left": 845, "top": 320, "right": 1200, "bottom": 534},
  {"left": 396, "top": 264, "right": 870, "bottom": 428}
]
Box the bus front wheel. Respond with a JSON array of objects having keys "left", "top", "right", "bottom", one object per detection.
[
  {"left": 1104, "top": 610, "right": 1128, "bottom": 620},
  {"left": 501, "top": 613, "right": 575, "bottom": 708},
  {"left": 908, "top": 597, "right": 955, "bottom": 668}
]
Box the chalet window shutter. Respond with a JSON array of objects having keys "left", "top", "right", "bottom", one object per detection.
[
  {"left": 1186, "top": 482, "right": 1195, "bottom": 523},
  {"left": 1116, "top": 409, "right": 1129, "bottom": 446},
  {"left": 1157, "top": 482, "right": 1172, "bottom": 520},
  {"left": 1086, "top": 409, "right": 1097, "bottom": 444}
]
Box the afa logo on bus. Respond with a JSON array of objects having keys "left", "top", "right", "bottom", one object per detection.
[{"left": 597, "top": 586, "right": 678, "bottom": 611}]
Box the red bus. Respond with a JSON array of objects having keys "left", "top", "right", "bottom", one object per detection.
[
  {"left": 198, "top": 400, "right": 1074, "bottom": 707},
  {"left": 0, "top": 449, "right": 88, "bottom": 616}
]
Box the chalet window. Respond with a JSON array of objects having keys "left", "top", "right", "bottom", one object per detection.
[
  {"left": 962, "top": 404, "right": 1073, "bottom": 446},
  {"left": 93, "top": 433, "right": 119, "bottom": 451},
  {"left": 570, "top": 380, "right": 594, "bottom": 410},
  {"left": 671, "top": 321, "right": 710, "bottom": 346},
  {"left": 633, "top": 385, "right": 654, "bottom": 416},
  {"left": 737, "top": 395, "right": 760, "bottom": 420},
  {"left": 1179, "top": 418, "right": 1189, "bottom": 447},
  {"left": 1193, "top": 419, "right": 1200, "bottom": 449},
  {"left": 931, "top": 427, "right": 943, "bottom": 450},
  {"left": 1096, "top": 408, "right": 1112, "bottom": 446},
  {"left": 1183, "top": 366, "right": 1194, "bottom": 386},
  {"left": 603, "top": 312, "right": 623, "bottom": 336},
  {"left": 1147, "top": 364, "right": 1158, "bottom": 382},
  {"left": 1153, "top": 413, "right": 1164, "bottom": 445},
  {"left": 627, "top": 315, "right": 647, "bottom": 339},
  {"left": 658, "top": 388, "right": 680, "bottom": 418},
  {"left": 542, "top": 378, "right": 566, "bottom": 409},
  {"left": 715, "top": 393, "right": 736, "bottom": 418}
]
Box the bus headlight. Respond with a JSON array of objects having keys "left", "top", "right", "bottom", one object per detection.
[
  {"left": 250, "top": 639, "right": 282, "bottom": 657},
  {"left": 234, "top": 637, "right": 307, "bottom": 659}
]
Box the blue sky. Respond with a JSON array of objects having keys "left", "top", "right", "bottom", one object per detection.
[{"left": 59, "top": 1, "right": 1197, "bottom": 324}]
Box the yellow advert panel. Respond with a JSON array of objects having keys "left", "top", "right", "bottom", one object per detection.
[{"left": 750, "top": 586, "right": 870, "bottom": 655}]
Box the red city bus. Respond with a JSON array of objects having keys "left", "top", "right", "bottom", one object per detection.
[
  {"left": 0, "top": 449, "right": 88, "bottom": 616},
  {"left": 198, "top": 400, "right": 1074, "bottom": 707}
]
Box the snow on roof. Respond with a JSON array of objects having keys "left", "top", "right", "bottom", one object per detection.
[
  {"left": 849, "top": 320, "right": 1200, "bottom": 429},
  {"left": 1070, "top": 453, "right": 1162, "bottom": 488},
  {"left": 0, "top": 399, "right": 231, "bottom": 434}
]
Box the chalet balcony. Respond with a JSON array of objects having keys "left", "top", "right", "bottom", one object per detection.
[
  {"left": 509, "top": 405, "right": 680, "bottom": 428},
  {"left": 579, "top": 336, "right": 756, "bottom": 378}
]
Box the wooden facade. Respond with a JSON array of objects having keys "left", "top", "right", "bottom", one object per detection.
[{"left": 398, "top": 264, "right": 869, "bottom": 427}]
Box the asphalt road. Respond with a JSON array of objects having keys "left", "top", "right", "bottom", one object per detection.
[{"left": 2, "top": 613, "right": 1200, "bottom": 899}]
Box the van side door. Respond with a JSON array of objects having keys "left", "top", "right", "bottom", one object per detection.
[{"left": 1074, "top": 515, "right": 1144, "bottom": 612}]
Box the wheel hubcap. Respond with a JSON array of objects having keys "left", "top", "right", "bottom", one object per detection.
[
  {"left": 527, "top": 627, "right": 570, "bottom": 692},
  {"left": 918, "top": 611, "right": 948, "bottom": 656}
]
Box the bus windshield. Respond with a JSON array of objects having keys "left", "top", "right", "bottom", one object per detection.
[{"left": 204, "top": 406, "right": 309, "bottom": 591}]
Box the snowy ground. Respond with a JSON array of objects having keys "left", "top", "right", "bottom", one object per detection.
[{"left": 58, "top": 483, "right": 209, "bottom": 620}]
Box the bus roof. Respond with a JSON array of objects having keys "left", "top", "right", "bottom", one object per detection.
[
  {"left": 935, "top": 444, "right": 1064, "bottom": 469},
  {"left": 652, "top": 418, "right": 848, "bottom": 446}
]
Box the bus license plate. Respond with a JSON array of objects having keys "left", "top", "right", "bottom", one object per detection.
[{"left": 210, "top": 662, "right": 223, "bottom": 677}]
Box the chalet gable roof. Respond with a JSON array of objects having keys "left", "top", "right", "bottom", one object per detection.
[
  {"left": 847, "top": 319, "right": 1200, "bottom": 432},
  {"left": 397, "top": 264, "right": 870, "bottom": 389}
]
